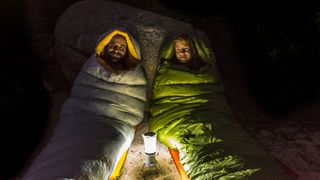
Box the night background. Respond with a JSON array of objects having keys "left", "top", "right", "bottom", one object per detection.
[{"left": 1, "top": 0, "right": 319, "bottom": 179}]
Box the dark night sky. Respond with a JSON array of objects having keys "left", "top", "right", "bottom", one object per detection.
[{"left": 158, "top": 0, "right": 320, "bottom": 114}]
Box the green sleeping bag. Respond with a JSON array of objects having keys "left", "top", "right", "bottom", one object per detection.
[{"left": 149, "top": 34, "right": 290, "bottom": 180}]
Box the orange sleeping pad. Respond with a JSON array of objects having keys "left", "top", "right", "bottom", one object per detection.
[{"left": 168, "top": 148, "right": 190, "bottom": 180}]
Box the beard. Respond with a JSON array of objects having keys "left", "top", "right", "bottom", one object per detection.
[
  {"left": 105, "top": 52, "right": 126, "bottom": 64},
  {"left": 103, "top": 53, "right": 128, "bottom": 71}
]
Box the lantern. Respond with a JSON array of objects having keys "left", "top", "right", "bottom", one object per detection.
[{"left": 142, "top": 132, "right": 157, "bottom": 166}]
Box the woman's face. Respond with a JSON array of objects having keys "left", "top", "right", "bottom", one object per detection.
[{"left": 174, "top": 39, "right": 192, "bottom": 63}]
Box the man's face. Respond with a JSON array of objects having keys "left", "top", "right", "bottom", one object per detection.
[
  {"left": 105, "top": 35, "right": 127, "bottom": 63},
  {"left": 174, "top": 40, "right": 192, "bottom": 63}
]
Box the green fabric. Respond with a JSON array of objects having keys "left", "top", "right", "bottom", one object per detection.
[{"left": 150, "top": 36, "right": 289, "bottom": 179}]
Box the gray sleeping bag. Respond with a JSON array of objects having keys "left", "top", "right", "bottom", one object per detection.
[{"left": 23, "top": 29, "right": 147, "bottom": 180}]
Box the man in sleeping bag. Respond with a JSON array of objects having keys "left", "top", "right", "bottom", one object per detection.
[
  {"left": 23, "top": 28, "right": 147, "bottom": 179},
  {"left": 149, "top": 34, "right": 290, "bottom": 179}
]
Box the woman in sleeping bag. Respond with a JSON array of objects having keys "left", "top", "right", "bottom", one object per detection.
[
  {"left": 23, "top": 28, "right": 147, "bottom": 179},
  {"left": 149, "top": 34, "right": 290, "bottom": 179}
]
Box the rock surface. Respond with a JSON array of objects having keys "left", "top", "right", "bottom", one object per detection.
[
  {"left": 54, "top": 0, "right": 208, "bottom": 103},
  {"left": 119, "top": 119, "right": 181, "bottom": 180}
]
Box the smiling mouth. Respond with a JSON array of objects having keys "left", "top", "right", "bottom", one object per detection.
[{"left": 110, "top": 52, "right": 122, "bottom": 57}]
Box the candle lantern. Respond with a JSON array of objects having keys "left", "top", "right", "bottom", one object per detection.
[{"left": 142, "top": 132, "right": 157, "bottom": 166}]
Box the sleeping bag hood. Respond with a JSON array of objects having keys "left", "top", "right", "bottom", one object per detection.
[{"left": 95, "top": 28, "right": 141, "bottom": 72}]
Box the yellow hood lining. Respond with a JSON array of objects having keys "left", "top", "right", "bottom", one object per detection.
[{"left": 95, "top": 29, "right": 139, "bottom": 61}]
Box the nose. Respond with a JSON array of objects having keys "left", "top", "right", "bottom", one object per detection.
[
  {"left": 110, "top": 47, "right": 122, "bottom": 54},
  {"left": 113, "top": 49, "right": 119, "bottom": 53}
]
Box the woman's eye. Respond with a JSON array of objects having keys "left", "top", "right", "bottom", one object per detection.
[{"left": 176, "top": 48, "right": 190, "bottom": 53}]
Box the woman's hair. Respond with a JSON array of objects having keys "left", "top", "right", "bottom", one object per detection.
[{"left": 171, "top": 34, "right": 206, "bottom": 71}]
